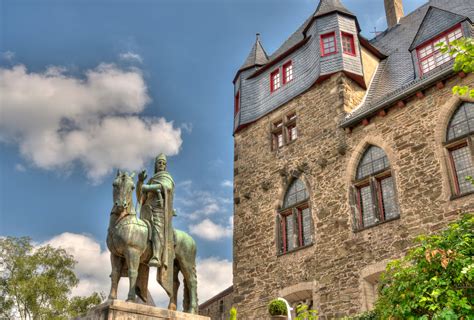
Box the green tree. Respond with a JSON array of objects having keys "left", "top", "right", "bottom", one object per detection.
[
  {"left": 0, "top": 237, "right": 103, "bottom": 320},
  {"left": 439, "top": 37, "right": 474, "bottom": 97},
  {"left": 374, "top": 214, "right": 474, "bottom": 319}
]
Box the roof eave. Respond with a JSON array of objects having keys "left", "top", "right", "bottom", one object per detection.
[{"left": 341, "top": 67, "right": 456, "bottom": 128}]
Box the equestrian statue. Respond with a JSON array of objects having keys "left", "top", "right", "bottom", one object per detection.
[{"left": 106, "top": 154, "right": 198, "bottom": 313}]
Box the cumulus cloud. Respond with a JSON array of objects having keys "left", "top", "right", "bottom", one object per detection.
[
  {"left": 174, "top": 180, "right": 232, "bottom": 220},
  {"left": 221, "top": 180, "right": 233, "bottom": 188},
  {"left": 42, "top": 233, "right": 232, "bottom": 308},
  {"left": 0, "top": 64, "right": 182, "bottom": 182},
  {"left": 15, "top": 164, "right": 26, "bottom": 172},
  {"left": 189, "top": 218, "right": 233, "bottom": 241},
  {"left": 119, "top": 52, "right": 143, "bottom": 63},
  {"left": 1, "top": 51, "right": 15, "bottom": 61}
]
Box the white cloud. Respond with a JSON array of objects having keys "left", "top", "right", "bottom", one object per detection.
[
  {"left": 15, "top": 164, "right": 26, "bottom": 172},
  {"left": 189, "top": 218, "right": 232, "bottom": 241},
  {"left": 1, "top": 51, "right": 15, "bottom": 61},
  {"left": 221, "top": 180, "right": 233, "bottom": 188},
  {"left": 180, "top": 122, "right": 193, "bottom": 134},
  {"left": 119, "top": 52, "right": 143, "bottom": 64},
  {"left": 197, "top": 257, "right": 232, "bottom": 302},
  {"left": 0, "top": 64, "right": 182, "bottom": 182},
  {"left": 42, "top": 232, "right": 232, "bottom": 309},
  {"left": 175, "top": 180, "right": 229, "bottom": 220}
]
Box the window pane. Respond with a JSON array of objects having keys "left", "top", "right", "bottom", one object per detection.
[
  {"left": 301, "top": 208, "right": 312, "bottom": 246},
  {"left": 283, "top": 179, "right": 308, "bottom": 208},
  {"left": 359, "top": 186, "right": 377, "bottom": 227},
  {"left": 447, "top": 102, "right": 474, "bottom": 141},
  {"left": 285, "top": 214, "right": 296, "bottom": 251},
  {"left": 380, "top": 176, "right": 399, "bottom": 220},
  {"left": 451, "top": 146, "right": 474, "bottom": 194},
  {"left": 356, "top": 146, "right": 390, "bottom": 179}
]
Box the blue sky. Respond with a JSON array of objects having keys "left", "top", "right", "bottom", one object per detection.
[{"left": 0, "top": 0, "right": 426, "bottom": 304}]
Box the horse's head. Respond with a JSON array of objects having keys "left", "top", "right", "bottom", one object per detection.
[{"left": 112, "top": 170, "right": 136, "bottom": 213}]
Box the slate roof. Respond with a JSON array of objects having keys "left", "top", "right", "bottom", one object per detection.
[
  {"left": 238, "top": 34, "right": 269, "bottom": 72},
  {"left": 341, "top": 0, "right": 474, "bottom": 127},
  {"left": 314, "top": 0, "right": 354, "bottom": 18}
]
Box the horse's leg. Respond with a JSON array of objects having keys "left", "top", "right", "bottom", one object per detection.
[
  {"left": 167, "top": 261, "right": 180, "bottom": 311},
  {"left": 180, "top": 261, "right": 198, "bottom": 313},
  {"left": 108, "top": 253, "right": 122, "bottom": 300},
  {"left": 125, "top": 248, "right": 141, "bottom": 302}
]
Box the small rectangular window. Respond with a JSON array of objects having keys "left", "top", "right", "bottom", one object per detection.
[
  {"left": 283, "top": 61, "right": 293, "bottom": 84},
  {"left": 287, "top": 124, "right": 297, "bottom": 142},
  {"left": 234, "top": 91, "right": 240, "bottom": 116},
  {"left": 270, "top": 69, "right": 281, "bottom": 92},
  {"left": 320, "top": 32, "right": 337, "bottom": 56},
  {"left": 341, "top": 32, "right": 355, "bottom": 56}
]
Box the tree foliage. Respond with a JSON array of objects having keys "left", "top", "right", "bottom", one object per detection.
[
  {"left": 0, "top": 237, "right": 103, "bottom": 320},
  {"left": 438, "top": 37, "right": 474, "bottom": 98},
  {"left": 374, "top": 214, "right": 474, "bottom": 319}
]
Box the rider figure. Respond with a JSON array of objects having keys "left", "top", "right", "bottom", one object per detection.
[{"left": 136, "top": 153, "right": 175, "bottom": 268}]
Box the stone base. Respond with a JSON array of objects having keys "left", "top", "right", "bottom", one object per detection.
[{"left": 76, "top": 300, "right": 210, "bottom": 320}]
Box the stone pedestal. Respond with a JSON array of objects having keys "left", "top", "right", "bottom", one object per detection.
[{"left": 77, "top": 300, "right": 210, "bottom": 320}]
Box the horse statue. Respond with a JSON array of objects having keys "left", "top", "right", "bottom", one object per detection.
[{"left": 106, "top": 170, "right": 198, "bottom": 313}]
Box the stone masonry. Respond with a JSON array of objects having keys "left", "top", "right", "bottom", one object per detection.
[{"left": 232, "top": 72, "right": 474, "bottom": 319}]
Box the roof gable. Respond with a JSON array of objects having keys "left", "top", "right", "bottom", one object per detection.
[{"left": 409, "top": 6, "right": 468, "bottom": 51}]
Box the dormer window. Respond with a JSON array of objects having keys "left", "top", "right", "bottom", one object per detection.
[
  {"left": 283, "top": 61, "right": 293, "bottom": 84},
  {"left": 417, "top": 25, "right": 463, "bottom": 75},
  {"left": 341, "top": 32, "right": 356, "bottom": 56},
  {"left": 271, "top": 69, "right": 281, "bottom": 92},
  {"left": 320, "top": 32, "right": 337, "bottom": 56}
]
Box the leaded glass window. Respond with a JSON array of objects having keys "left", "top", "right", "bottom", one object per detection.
[
  {"left": 356, "top": 146, "right": 390, "bottom": 180},
  {"left": 447, "top": 102, "right": 474, "bottom": 141},
  {"left": 446, "top": 103, "right": 474, "bottom": 196},
  {"left": 353, "top": 146, "right": 399, "bottom": 230},
  {"left": 283, "top": 179, "right": 308, "bottom": 208},
  {"left": 279, "top": 179, "right": 312, "bottom": 254}
]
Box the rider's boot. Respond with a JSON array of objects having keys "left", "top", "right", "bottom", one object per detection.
[{"left": 149, "top": 230, "right": 162, "bottom": 267}]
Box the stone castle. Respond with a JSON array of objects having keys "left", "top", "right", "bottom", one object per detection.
[{"left": 200, "top": 0, "right": 474, "bottom": 318}]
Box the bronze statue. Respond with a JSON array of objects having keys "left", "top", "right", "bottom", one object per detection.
[{"left": 106, "top": 156, "right": 198, "bottom": 313}]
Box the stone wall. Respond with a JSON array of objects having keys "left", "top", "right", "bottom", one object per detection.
[
  {"left": 232, "top": 72, "right": 474, "bottom": 319},
  {"left": 199, "top": 286, "right": 234, "bottom": 320}
]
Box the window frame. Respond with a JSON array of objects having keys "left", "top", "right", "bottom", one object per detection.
[
  {"left": 341, "top": 32, "right": 356, "bottom": 56},
  {"left": 444, "top": 102, "right": 474, "bottom": 198},
  {"left": 416, "top": 24, "right": 463, "bottom": 75},
  {"left": 271, "top": 112, "right": 298, "bottom": 151},
  {"left": 320, "top": 32, "right": 338, "bottom": 57},
  {"left": 270, "top": 68, "right": 281, "bottom": 92},
  {"left": 282, "top": 60, "right": 293, "bottom": 85},
  {"left": 234, "top": 91, "right": 240, "bottom": 116},
  {"left": 279, "top": 203, "right": 310, "bottom": 254},
  {"left": 352, "top": 147, "right": 400, "bottom": 231}
]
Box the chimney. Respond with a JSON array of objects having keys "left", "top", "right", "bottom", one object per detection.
[{"left": 384, "top": 0, "right": 404, "bottom": 28}]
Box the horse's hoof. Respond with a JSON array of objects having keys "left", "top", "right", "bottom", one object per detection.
[{"left": 168, "top": 303, "right": 177, "bottom": 311}]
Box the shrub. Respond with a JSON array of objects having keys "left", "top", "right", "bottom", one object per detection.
[
  {"left": 295, "top": 303, "right": 318, "bottom": 319},
  {"left": 375, "top": 214, "right": 474, "bottom": 319},
  {"left": 268, "top": 299, "right": 287, "bottom": 316},
  {"left": 229, "top": 306, "right": 237, "bottom": 320}
]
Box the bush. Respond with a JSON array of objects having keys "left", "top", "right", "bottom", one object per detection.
[
  {"left": 375, "top": 214, "right": 474, "bottom": 319},
  {"left": 229, "top": 306, "right": 237, "bottom": 320},
  {"left": 268, "top": 299, "right": 287, "bottom": 316}
]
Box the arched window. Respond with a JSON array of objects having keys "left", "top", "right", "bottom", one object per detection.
[
  {"left": 278, "top": 179, "right": 312, "bottom": 254},
  {"left": 350, "top": 146, "right": 399, "bottom": 230},
  {"left": 446, "top": 102, "right": 474, "bottom": 196}
]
